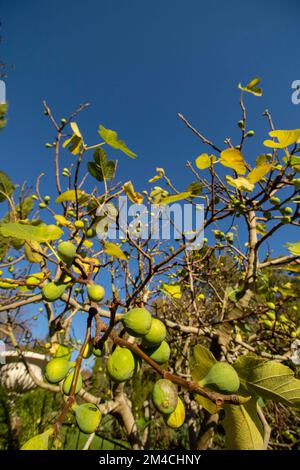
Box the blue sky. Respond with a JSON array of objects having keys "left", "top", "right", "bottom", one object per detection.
[{"left": 1, "top": 0, "right": 300, "bottom": 339}]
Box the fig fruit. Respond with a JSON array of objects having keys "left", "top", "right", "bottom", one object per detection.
[
  {"left": 201, "top": 362, "right": 240, "bottom": 394},
  {"left": 42, "top": 281, "right": 68, "bottom": 302},
  {"left": 45, "top": 358, "right": 70, "bottom": 384},
  {"left": 144, "top": 341, "right": 170, "bottom": 364},
  {"left": 93, "top": 341, "right": 108, "bottom": 357},
  {"left": 270, "top": 196, "right": 280, "bottom": 205},
  {"left": 75, "top": 403, "right": 102, "bottom": 434},
  {"left": 164, "top": 397, "right": 185, "bottom": 429},
  {"left": 107, "top": 347, "right": 136, "bottom": 382},
  {"left": 152, "top": 379, "right": 178, "bottom": 414},
  {"left": 142, "top": 318, "right": 167, "bottom": 346},
  {"left": 122, "top": 307, "right": 152, "bottom": 337},
  {"left": 281, "top": 206, "right": 293, "bottom": 216},
  {"left": 57, "top": 241, "right": 77, "bottom": 265},
  {"left": 63, "top": 370, "right": 83, "bottom": 395},
  {"left": 74, "top": 220, "right": 85, "bottom": 229},
  {"left": 87, "top": 284, "right": 105, "bottom": 302},
  {"left": 52, "top": 344, "right": 72, "bottom": 360},
  {"left": 82, "top": 340, "right": 93, "bottom": 359}
]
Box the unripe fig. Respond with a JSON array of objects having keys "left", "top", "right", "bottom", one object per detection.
[
  {"left": 45, "top": 358, "right": 70, "bottom": 384},
  {"left": 282, "top": 216, "right": 291, "bottom": 224},
  {"left": 201, "top": 362, "right": 240, "bottom": 394},
  {"left": 142, "top": 318, "right": 167, "bottom": 346},
  {"left": 107, "top": 347, "right": 136, "bottom": 382},
  {"left": 270, "top": 196, "right": 280, "bottom": 205},
  {"left": 246, "top": 130, "right": 255, "bottom": 137},
  {"left": 281, "top": 206, "right": 293, "bottom": 216},
  {"left": 93, "top": 341, "right": 108, "bottom": 357},
  {"left": 45, "top": 143, "right": 52, "bottom": 148},
  {"left": 86, "top": 227, "right": 96, "bottom": 238},
  {"left": 25, "top": 275, "right": 41, "bottom": 288},
  {"left": 122, "top": 307, "right": 152, "bottom": 337},
  {"left": 53, "top": 344, "right": 72, "bottom": 360},
  {"left": 42, "top": 281, "right": 68, "bottom": 302},
  {"left": 87, "top": 284, "right": 105, "bottom": 302},
  {"left": 152, "top": 379, "right": 178, "bottom": 414},
  {"left": 144, "top": 341, "right": 170, "bottom": 364},
  {"left": 63, "top": 370, "right": 83, "bottom": 395},
  {"left": 74, "top": 220, "right": 85, "bottom": 229},
  {"left": 75, "top": 403, "right": 102, "bottom": 434},
  {"left": 164, "top": 397, "right": 186, "bottom": 429},
  {"left": 39, "top": 202, "right": 46, "bottom": 209},
  {"left": 237, "top": 119, "right": 244, "bottom": 129},
  {"left": 44, "top": 195, "right": 51, "bottom": 203},
  {"left": 82, "top": 340, "right": 93, "bottom": 359},
  {"left": 57, "top": 241, "right": 76, "bottom": 265}
]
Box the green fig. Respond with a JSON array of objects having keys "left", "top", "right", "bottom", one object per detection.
[
  {"left": 201, "top": 362, "right": 240, "bottom": 394},
  {"left": 152, "top": 379, "right": 178, "bottom": 414},
  {"left": 57, "top": 241, "right": 77, "bottom": 265},
  {"left": 21, "top": 428, "right": 53, "bottom": 450},
  {"left": 164, "top": 397, "right": 186, "bottom": 429},
  {"left": 75, "top": 403, "right": 102, "bottom": 434},
  {"left": 53, "top": 344, "right": 72, "bottom": 360},
  {"left": 142, "top": 318, "right": 167, "bottom": 346},
  {"left": 87, "top": 284, "right": 105, "bottom": 302},
  {"left": 122, "top": 307, "right": 152, "bottom": 337},
  {"left": 82, "top": 340, "right": 93, "bottom": 359},
  {"left": 281, "top": 206, "right": 293, "bottom": 216},
  {"left": 74, "top": 220, "right": 85, "bottom": 229},
  {"left": 270, "top": 196, "right": 281, "bottom": 206},
  {"left": 107, "top": 347, "right": 136, "bottom": 382},
  {"left": 63, "top": 370, "right": 83, "bottom": 395},
  {"left": 144, "top": 341, "right": 170, "bottom": 364},
  {"left": 25, "top": 275, "right": 41, "bottom": 289},
  {"left": 45, "top": 358, "right": 70, "bottom": 383},
  {"left": 93, "top": 340, "right": 108, "bottom": 357},
  {"left": 86, "top": 227, "right": 96, "bottom": 238},
  {"left": 42, "top": 281, "right": 68, "bottom": 302}
]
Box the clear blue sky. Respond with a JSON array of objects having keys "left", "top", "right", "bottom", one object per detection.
[
  {"left": 1, "top": 0, "right": 300, "bottom": 341},
  {"left": 1, "top": 0, "right": 300, "bottom": 252}
]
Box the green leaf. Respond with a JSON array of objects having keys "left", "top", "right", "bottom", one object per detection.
[
  {"left": 87, "top": 148, "right": 116, "bottom": 181},
  {"left": 159, "top": 191, "right": 192, "bottom": 205},
  {"left": 21, "top": 428, "right": 53, "bottom": 450},
  {"left": 220, "top": 148, "right": 246, "bottom": 175},
  {"left": 223, "top": 399, "right": 264, "bottom": 450},
  {"left": 98, "top": 125, "right": 137, "bottom": 158},
  {"left": 234, "top": 355, "right": 300, "bottom": 408},
  {"left": 187, "top": 181, "right": 203, "bottom": 195},
  {"left": 0, "top": 171, "right": 14, "bottom": 203},
  {"left": 0, "top": 222, "right": 63, "bottom": 242},
  {"left": 103, "top": 241, "right": 127, "bottom": 261},
  {"left": 190, "top": 344, "right": 217, "bottom": 383},
  {"left": 238, "top": 77, "right": 262, "bottom": 96},
  {"left": 55, "top": 190, "right": 88, "bottom": 204},
  {"left": 63, "top": 122, "right": 83, "bottom": 155},
  {"left": 286, "top": 240, "right": 300, "bottom": 256}
]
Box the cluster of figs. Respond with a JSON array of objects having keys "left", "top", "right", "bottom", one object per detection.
[{"left": 44, "top": 306, "right": 188, "bottom": 433}]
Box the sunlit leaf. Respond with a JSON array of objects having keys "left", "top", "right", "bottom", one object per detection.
[
  {"left": 159, "top": 191, "right": 192, "bottom": 205},
  {"left": 98, "top": 125, "right": 137, "bottom": 158},
  {"left": 103, "top": 241, "right": 127, "bottom": 261},
  {"left": 220, "top": 148, "right": 246, "bottom": 175},
  {"left": 238, "top": 77, "right": 262, "bottom": 96},
  {"left": 195, "top": 153, "right": 214, "bottom": 170},
  {"left": 223, "top": 399, "right": 264, "bottom": 450},
  {"left": 87, "top": 148, "right": 116, "bottom": 182},
  {"left": 122, "top": 181, "right": 143, "bottom": 204},
  {"left": 148, "top": 167, "right": 165, "bottom": 183},
  {"left": 161, "top": 283, "right": 182, "bottom": 299},
  {"left": 63, "top": 121, "right": 83, "bottom": 155},
  {"left": 55, "top": 190, "right": 88, "bottom": 204},
  {"left": 226, "top": 175, "right": 254, "bottom": 192},
  {"left": 263, "top": 129, "right": 300, "bottom": 149},
  {"left": 247, "top": 163, "right": 272, "bottom": 184},
  {"left": 286, "top": 240, "right": 300, "bottom": 256},
  {"left": 0, "top": 222, "right": 63, "bottom": 242}
]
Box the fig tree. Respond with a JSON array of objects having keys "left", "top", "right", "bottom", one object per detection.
[
  {"left": 75, "top": 403, "right": 102, "bottom": 434},
  {"left": 164, "top": 397, "right": 185, "bottom": 429},
  {"left": 87, "top": 283, "right": 105, "bottom": 302},
  {"left": 144, "top": 341, "right": 170, "bottom": 364},
  {"left": 57, "top": 241, "right": 77, "bottom": 265},
  {"left": 152, "top": 379, "right": 178, "bottom": 414},
  {"left": 45, "top": 358, "right": 70, "bottom": 384},
  {"left": 63, "top": 370, "right": 83, "bottom": 395},
  {"left": 142, "top": 318, "right": 167, "bottom": 346},
  {"left": 107, "top": 347, "right": 136, "bottom": 382},
  {"left": 201, "top": 362, "right": 240, "bottom": 394},
  {"left": 122, "top": 307, "right": 153, "bottom": 337}
]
